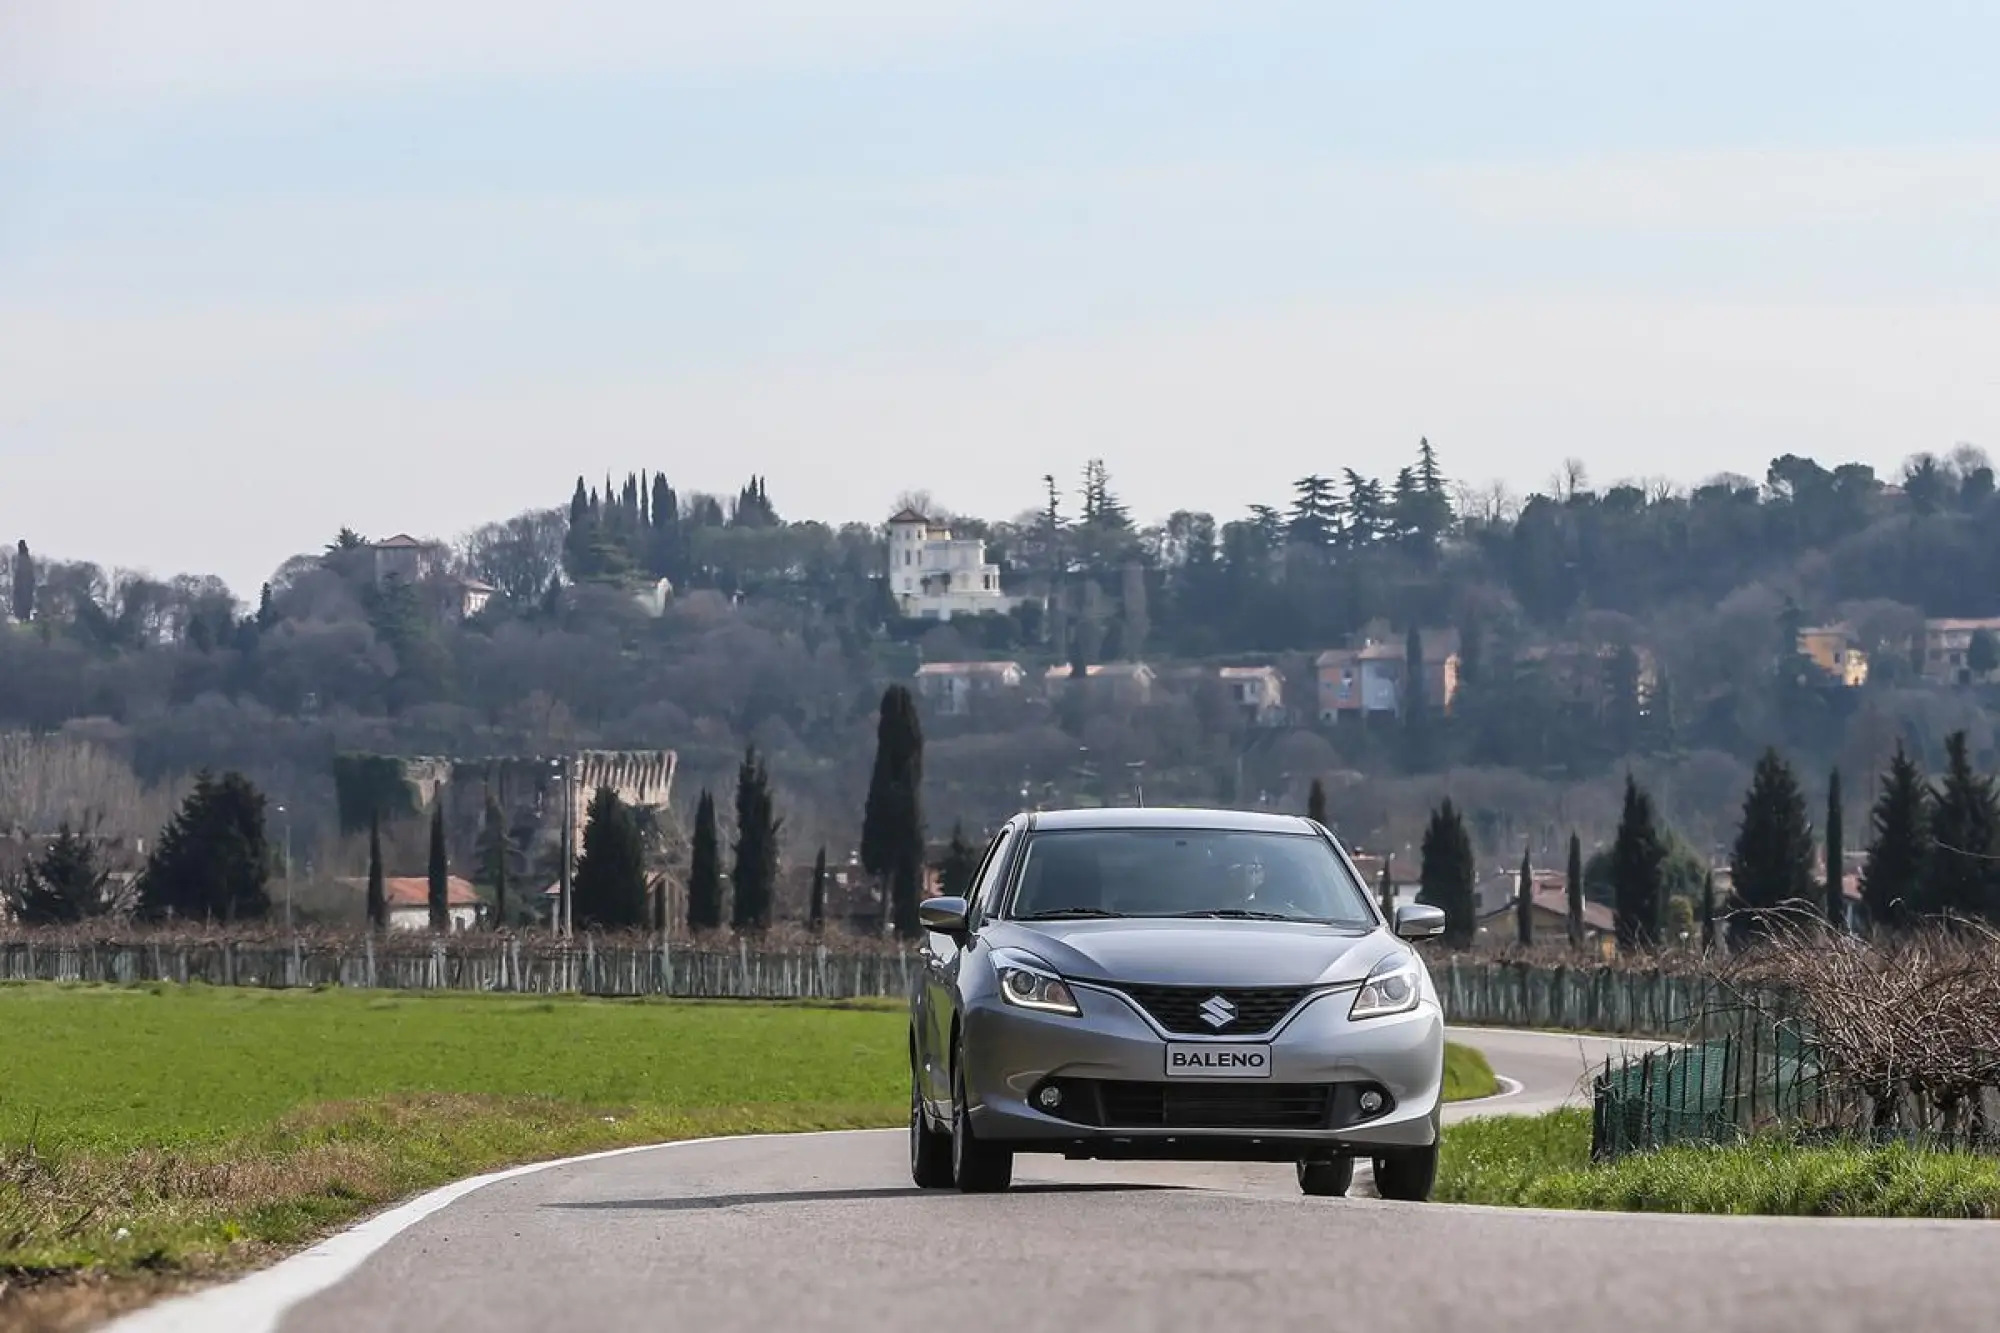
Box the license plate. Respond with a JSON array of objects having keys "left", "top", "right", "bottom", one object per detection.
[{"left": 1164, "top": 1042, "right": 1272, "bottom": 1079}]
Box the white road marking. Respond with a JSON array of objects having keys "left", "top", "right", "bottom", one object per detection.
[{"left": 98, "top": 1130, "right": 880, "bottom": 1333}]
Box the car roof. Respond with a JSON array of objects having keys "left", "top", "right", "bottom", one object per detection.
[{"left": 1021, "top": 806, "right": 1320, "bottom": 834}]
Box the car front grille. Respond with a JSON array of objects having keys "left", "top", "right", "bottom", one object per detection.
[
  {"left": 1113, "top": 984, "right": 1313, "bottom": 1035},
  {"left": 1091, "top": 1080, "right": 1333, "bottom": 1131}
]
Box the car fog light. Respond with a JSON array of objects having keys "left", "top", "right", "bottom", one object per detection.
[
  {"left": 1358, "top": 1089, "right": 1384, "bottom": 1114},
  {"left": 1037, "top": 1086, "right": 1063, "bottom": 1110}
]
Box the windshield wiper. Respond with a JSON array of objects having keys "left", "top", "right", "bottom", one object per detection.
[
  {"left": 1015, "top": 908, "right": 1125, "bottom": 920},
  {"left": 1162, "top": 909, "right": 1297, "bottom": 921}
]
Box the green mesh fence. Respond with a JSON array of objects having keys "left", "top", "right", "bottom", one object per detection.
[{"left": 1589, "top": 1019, "right": 1827, "bottom": 1159}]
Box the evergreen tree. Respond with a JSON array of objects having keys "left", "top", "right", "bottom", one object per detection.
[
  {"left": 366, "top": 809, "right": 387, "bottom": 931},
  {"left": 1609, "top": 773, "right": 1666, "bottom": 952},
  {"left": 255, "top": 582, "right": 278, "bottom": 629},
  {"left": 1566, "top": 832, "right": 1584, "bottom": 951},
  {"left": 809, "top": 846, "right": 828, "bottom": 934},
  {"left": 1376, "top": 856, "right": 1395, "bottom": 922},
  {"left": 427, "top": 801, "right": 450, "bottom": 932},
  {"left": 1515, "top": 845, "right": 1534, "bottom": 946},
  {"left": 1824, "top": 767, "right": 1845, "bottom": 930},
  {"left": 572, "top": 786, "right": 649, "bottom": 930},
  {"left": 861, "top": 684, "right": 926, "bottom": 938},
  {"left": 11, "top": 539, "right": 33, "bottom": 623},
  {"left": 1417, "top": 799, "right": 1476, "bottom": 948},
  {"left": 1861, "top": 741, "right": 1929, "bottom": 932},
  {"left": 1728, "top": 747, "right": 1817, "bottom": 943},
  {"left": 686, "top": 788, "right": 723, "bottom": 932},
  {"left": 477, "top": 788, "right": 517, "bottom": 927},
  {"left": 1924, "top": 729, "right": 2000, "bottom": 924},
  {"left": 1306, "top": 777, "right": 1328, "bottom": 826},
  {"left": 1700, "top": 869, "right": 1717, "bottom": 950},
  {"left": 939, "top": 821, "right": 980, "bottom": 898},
  {"left": 137, "top": 770, "right": 272, "bottom": 923},
  {"left": 3, "top": 822, "right": 112, "bottom": 925},
  {"left": 730, "top": 745, "right": 781, "bottom": 931}
]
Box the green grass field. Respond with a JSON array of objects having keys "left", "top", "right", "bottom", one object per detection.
[
  {"left": 1439, "top": 1107, "right": 2000, "bottom": 1218},
  {"left": 0, "top": 981, "right": 1496, "bottom": 1326}
]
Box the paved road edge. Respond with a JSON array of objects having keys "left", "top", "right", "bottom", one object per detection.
[{"left": 96, "top": 1129, "right": 881, "bottom": 1333}]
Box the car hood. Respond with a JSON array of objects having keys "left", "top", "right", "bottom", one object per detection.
[{"left": 981, "top": 918, "right": 1397, "bottom": 989}]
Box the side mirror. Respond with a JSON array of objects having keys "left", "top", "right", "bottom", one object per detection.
[
  {"left": 918, "top": 895, "right": 970, "bottom": 936},
  {"left": 1393, "top": 903, "right": 1446, "bottom": 940}
]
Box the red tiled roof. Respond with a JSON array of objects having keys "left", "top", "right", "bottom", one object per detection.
[
  {"left": 887, "top": 508, "right": 929, "bottom": 524},
  {"left": 338, "top": 875, "right": 482, "bottom": 908}
]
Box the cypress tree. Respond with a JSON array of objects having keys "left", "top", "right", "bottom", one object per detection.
[
  {"left": 367, "top": 809, "right": 387, "bottom": 931},
  {"left": 1515, "top": 845, "right": 1533, "bottom": 946},
  {"left": 861, "top": 685, "right": 926, "bottom": 938},
  {"left": 1376, "top": 856, "right": 1395, "bottom": 921},
  {"left": 573, "top": 786, "right": 648, "bottom": 930},
  {"left": 1824, "top": 767, "right": 1845, "bottom": 930},
  {"left": 686, "top": 788, "right": 723, "bottom": 932},
  {"left": 1417, "top": 799, "right": 1475, "bottom": 948},
  {"left": 808, "top": 846, "right": 828, "bottom": 934},
  {"left": 730, "top": 746, "right": 781, "bottom": 932},
  {"left": 1306, "top": 777, "right": 1328, "bottom": 826},
  {"left": 1700, "top": 869, "right": 1717, "bottom": 950},
  {"left": 1609, "top": 773, "right": 1666, "bottom": 952},
  {"left": 1861, "top": 741, "right": 1929, "bottom": 932},
  {"left": 1925, "top": 729, "right": 2000, "bottom": 925},
  {"left": 427, "top": 802, "right": 450, "bottom": 932},
  {"left": 1565, "top": 832, "right": 1584, "bottom": 951},
  {"left": 480, "top": 789, "right": 512, "bottom": 927},
  {"left": 10, "top": 539, "right": 33, "bottom": 623},
  {"left": 1728, "top": 747, "right": 1816, "bottom": 944}
]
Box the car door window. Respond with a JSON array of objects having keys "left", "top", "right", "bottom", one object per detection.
[{"left": 964, "top": 825, "right": 1017, "bottom": 930}]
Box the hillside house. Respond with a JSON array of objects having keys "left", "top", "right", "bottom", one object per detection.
[
  {"left": 1315, "top": 630, "right": 1460, "bottom": 722},
  {"left": 886, "top": 509, "right": 1029, "bottom": 621},
  {"left": 1796, "top": 624, "right": 1869, "bottom": 687},
  {"left": 1917, "top": 617, "right": 2000, "bottom": 685},
  {"left": 914, "top": 660, "right": 1027, "bottom": 715},
  {"left": 1217, "top": 666, "right": 1286, "bottom": 725},
  {"left": 1042, "top": 661, "right": 1156, "bottom": 707}
]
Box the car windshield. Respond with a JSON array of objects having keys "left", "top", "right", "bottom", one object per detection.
[{"left": 1004, "top": 828, "right": 1376, "bottom": 926}]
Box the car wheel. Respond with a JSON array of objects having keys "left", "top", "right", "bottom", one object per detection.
[
  {"left": 1295, "top": 1156, "right": 1353, "bottom": 1197},
  {"left": 1371, "top": 1145, "right": 1438, "bottom": 1202},
  {"left": 910, "top": 1060, "right": 954, "bottom": 1189},
  {"left": 950, "top": 1043, "right": 1013, "bottom": 1193}
]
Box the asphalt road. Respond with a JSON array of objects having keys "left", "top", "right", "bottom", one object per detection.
[{"left": 131, "top": 1026, "right": 2000, "bottom": 1333}]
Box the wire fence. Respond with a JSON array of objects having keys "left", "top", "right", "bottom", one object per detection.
[
  {"left": 2, "top": 937, "right": 1729, "bottom": 1036},
  {"left": 1587, "top": 1007, "right": 2000, "bottom": 1160}
]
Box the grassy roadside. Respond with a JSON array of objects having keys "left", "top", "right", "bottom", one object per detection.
[
  {"left": 1, "top": 983, "right": 1500, "bottom": 1331},
  {"left": 1440, "top": 1108, "right": 2000, "bottom": 1218},
  {"left": 1442, "top": 1041, "right": 1499, "bottom": 1102}
]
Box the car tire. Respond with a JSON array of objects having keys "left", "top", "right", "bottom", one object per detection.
[
  {"left": 910, "top": 1063, "right": 954, "bottom": 1189},
  {"left": 1295, "top": 1156, "right": 1353, "bottom": 1197},
  {"left": 1371, "top": 1145, "right": 1438, "bottom": 1202},
  {"left": 950, "top": 1043, "right": 1013, "bottom": 1193}
]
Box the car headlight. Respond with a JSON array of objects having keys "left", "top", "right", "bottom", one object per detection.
[
  {"left": 1349, "top": 955, "right": 1422, "bottom": 1020},
  {"left": 992, "top": 951, "right": 1081, "bottom": 1017}
]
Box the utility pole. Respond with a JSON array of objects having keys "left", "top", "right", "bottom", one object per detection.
[
  {"left": 277, "top": 803, "right": 293, "bottom": 932},
  {"left": 559, "top": 754, "right": 574, "bottom": 938}
]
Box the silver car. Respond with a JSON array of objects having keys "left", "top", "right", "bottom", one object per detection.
[{"left": 908, "top": 806, "right": 1448, "bottom": 1198}]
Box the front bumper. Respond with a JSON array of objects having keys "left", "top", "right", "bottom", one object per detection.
[{"left": 960, "top": 980, "right": 1444, "bottom": 1161}]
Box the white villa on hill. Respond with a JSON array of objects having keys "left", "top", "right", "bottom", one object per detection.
[{"left": 886, "top": 509, "right": 1030, "bottom": 621}]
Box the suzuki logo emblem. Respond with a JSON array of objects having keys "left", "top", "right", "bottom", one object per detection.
[{"left": 1199, "top": 994, "right": 1237, "bottom": 1029}]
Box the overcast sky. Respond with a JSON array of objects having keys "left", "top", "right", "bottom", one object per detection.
[{"left": 3, "top": 1, "right": 1997, "bottom": 599}]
